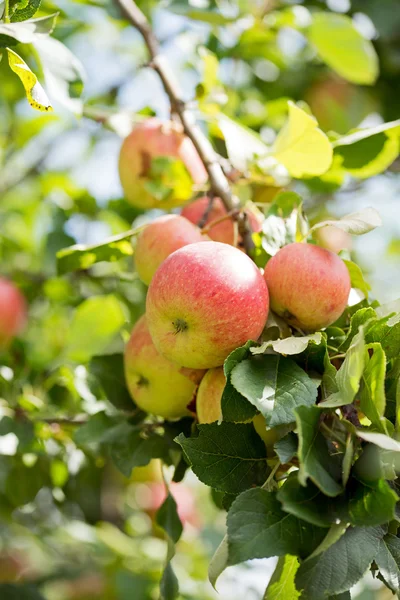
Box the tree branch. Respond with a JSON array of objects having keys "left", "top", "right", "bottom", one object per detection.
[{"left": 113, "top": 0, "right": 254, "bottom": 253}]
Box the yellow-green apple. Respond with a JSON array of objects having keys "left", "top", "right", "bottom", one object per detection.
[
  {"left": 124, "top": 315, "right": 204, "bottom": 419},
  {"left": 314, "top": 225, "right": 352, "bottom": 254},
  {"left": 264, "top": 242, "right": 351, "bottom": 331},
  {"left": 196, "top": 367, "right": 226, "bottom": 424},
  {"left": 130, "top": 459, "right": 162, "bottom": 483},
  {"left": 118, "top": 118, "right": 207, "bottom": 209},
  {"left": 135, "top": 214, "right": 208, "bottom": 285},
  {"left": 146, "top": 241, "right": 269, "bottom": 369},
  {"left": 181, "top": 196, "right": 262, "bottom": 246},
  {"left": 0, "top": 278, "right": 27, "bottom": 349}
]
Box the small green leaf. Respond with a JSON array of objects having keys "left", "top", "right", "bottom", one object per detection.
[
  {"left": 360, "top": 343, "right": 391, "bottom": 434},
  {"left": 227, "top": 488, "right": 326, "bottom": 564},
  {"left": 348, "top": 479, "right": 398, "bottom": 526},
  {"left": 263, "top": 555, "right": 300, "bottom": 600},
  {"left": 110, "top": 430, "right": 170, "bottom": 478},
  {"left": 295, "top": 405, "right": 343, "bottom": 497},
  {"left": 231, "top": 355, "right": 318, "bottom": 427},
  {"left": 66, "top": 295, "right": 126, "bottom": 363},
  {"left": 310, "top": 207, "right": 381, "bottom": 236},
  {"left": 272, "top": 102, "right": 333, "bottom": 178},
  {"left": 57, "top": 228, "right": 138, "bottom": 275},
  {"left": 156, "top": 493, "right": 183, "bottom": 545},
  {"left": 274, "top": 432, "right": 298, "bottom": 464},
  {"left": 74, "top": 412, "right": 119, "bottom": 446},
  {"left": 222, "top": 342, "right": 258, "bottom": 422},
  {"left": 10, "top": 0, "right": 42, "bottom": 21},
  {"left": 343, "top": 260, "right": 371, "bottom": 298},
  {"left": 176, "top": 422, "right": 269, "bottom": 494},
  {"left": 209, "top": 535, "right": 228, "bottom": 589},
  {"left": 251, "top": 333, "right": 322, "bottom": 357},
  {"left": 89, "top": 354, "right": 134, "bottom": 411},
  {"left": 308, "top": 13, "right": 379, "bottom": 84},
  {"left": 295, "top": 525, "right": 385, "bottom": 598}
]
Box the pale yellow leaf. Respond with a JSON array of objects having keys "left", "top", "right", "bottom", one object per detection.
[{"left": 272, "top": 102, "right": 333, "bottom": 177}]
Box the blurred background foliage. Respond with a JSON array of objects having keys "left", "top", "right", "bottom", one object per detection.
[{"left": 0, "top": 0, "right": 399, "bottom": 598}]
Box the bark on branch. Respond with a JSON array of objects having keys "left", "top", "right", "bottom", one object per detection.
[{"left": 113, "top": 0, "right": 254, "bottom": 253}]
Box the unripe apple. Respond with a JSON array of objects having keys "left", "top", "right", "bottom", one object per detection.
[
  {"left": 146, "top": 241, "right": 269, "bottom": 369},
  {"left": 0, "top": 278, "right": 27, "bottom": 349},
  {"left": 118, "top": 118, "right": 207, "bottom": 209},
  {"left": 314, "top": 225, "right": 352, "bottom": 254},
  {"left": 130, "top": 459, "right": 163, "bottom": 483},
  {"left": 135, "top": 215, "right": 208, "bottom": 285},
  {"left": 196, "top": 367, "right": 226, "bottom": 424},
  {"left": 181, "top": 196, "right": 262, "bottom": 246},
  {"left": 124, "top": 315, "right": 204, "bottom": 419},
  {"left": 264, "top": 243, "right": 351, "bottom": 331}
]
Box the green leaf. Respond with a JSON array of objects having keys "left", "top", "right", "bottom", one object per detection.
[
  {"left": 356, "top": 430, "right": 400, "bottom": 452},
  {"left": 272, "top": 102, "right": 333, "bottom": 178},
  {"left": 348, "top": 479, "right": 398, "bottom": 526},
  {"left": 263, "top": 555, "right": 300, "bottom": 600},
  {"left": 332, "top": 120, "right": 400, "bottom": 179},
  {"left": 156, "top": 493, "right": 183, "bottom": 545},
  {"left": 222, "top": 342, "right": 258, "bottom": 423},
  {"left": 0, "top": 14, "right": 57, "bottom": 43},
  {"left": 365, "top": 315, "right": 400, "bottom": 360},
  {"left": 295, "top": 405, "right": 343, "bottom": 497},
  {"left": 310, "top": 207, "right": 382, "bottom": 236},
  {"left": 10, "top": 0, "right": 41, "bottom": 21},
  {"left": 277, "top": 473, "right": 338, "bottom": 527},
  {"left": 34, "top": 36, "right": 85, "bottom": 115},
  {"left": 110, "top": 429, "right": 170, "bottom": 478},
  {"left": 320, "top": 328, "right": 366, "bottom": 408},
  {"left": 7, "top": 47, "right": 52, "bottom": 112},
  {"left": 66, "top": 295, "right": 126, "bottom": 363},
  {"left": 274, "top": 432, "right": 298, "bottom": 464},
  {"left": 251, "top": 333, "right": 322, "bottom": 357},
  {"left": 231, "top": 355, "right": 318, "bottom": 427},
  {"left": 295, "top": 526, "right": 385, "bottom": 598},
  {"left": 343, "top": 259, "right": 371, "bottom": 298},
  {"left": 175, "top": 422, "right": 269, "bottom": 494},
  {"left": 307, "top": 522, "right": 349, "bottom": 560},
  {"left": 375, "top": 534, "right": 400, "bottom": 592},
  {"left": 89, "top": 354, "right": 134, "bottom": 411},
  {"left": 308, "top": 13, "right": 379, "bottom": 84},
  {"left": 169, "top": 5, "right": 235, "bottom": 25},
  {"left": 227, "top": 488, "right": 326, "bottom": 564},
  {"left": 57, "top": 228, "right": 138, "bottom": 275},
  {"left": 360, "top": 343, "right": 391, "bottom": 434},
  {"left": 0, "top": 585, "right": 46, "bottom": 600},
  {"left": 208, "top": 535, "right": 228, "bottom": 589},
  {"left": 159, "top": 563, "right": 179, "bottom": 600},
  {"left": 339, "top": 307, "right": 377, "bottom": 352},
  {"left": 74, "top": 412, "right": 120, "bottom": 446}
]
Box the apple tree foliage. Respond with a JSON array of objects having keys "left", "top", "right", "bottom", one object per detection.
[{"left": 1, "top": 0, "right": 400, "bottom": 599}]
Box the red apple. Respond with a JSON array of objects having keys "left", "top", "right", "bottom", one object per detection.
[
  {"left": 146, "top": 241, "right": 269, "bottom": 369},
  {"left": 124, "top": 315, "right": 204, "bottom": 419},
  {"left": 181, "top": 196, "right": 262, "bottom": 246},
  {"left": 118, "top": 118, "right": 207, "bottom": 209},
  {"left": 135, "top": 214, "right": 208, "bottom": 285},
  {"left": 264, "top": 243, "right": 351, "bottom": 331},
  {"left": 314, "top": 225, "right": 352, "bottom": 254},
  {"left": 136, "top": 481, "right": 200, "bottom": 527},
  {"left": 0, "top": 278, "right": 27, "bottom": 349}
]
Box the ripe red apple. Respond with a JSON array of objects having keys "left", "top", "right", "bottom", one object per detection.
[
  {"left": 135, "top": 214, "right": 208, "bottom": 285},
  {"left": 136, "top": 481, "right": 200, "bottom": 527},
  {"left": 146, "top": 241, "right": 269, "bottom": 369},
  {"left": 0, "top": 278, "right": 27, "bottom": 349},
  {"left": 264, "top": 243, "right": 351, "bottom": 331},
  {"left": 181, "top": 196, "right": 262, "bottom": 246},
  {"left": 124, "top": 315, "right": 204, "bottom": 419},
  {"left": 118, "top": 118, "right": 207, "bottom": 209},
  {"left": 314, "top": 225, "right": 352, "bottom": 254}
]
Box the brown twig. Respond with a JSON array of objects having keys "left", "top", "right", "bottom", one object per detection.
[
  {"left": 201, "top": 208, "right": 240, "bottom": 235},
  {"left": 197, "top": 193, "right": 215, "bottom": 228},
  {"left": 113, "top": 0, "right": 254, "bottom": 254}
]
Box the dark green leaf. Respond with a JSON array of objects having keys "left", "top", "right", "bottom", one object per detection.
[
  {"left": 274, "top": 432, "right": 298, "bottom": 464},
  {"left": 227, "top": 488, "right": 326, "bottom": 564},
  {"left": 74, "top": 412, "right": 120, "bottom": 446},
  {"left": 156, "top": 493, "right": 183, "bottom": 545},
  {"left": 375, "top": 534, "right": 400, "bottom": 592},
  {"left": 160, "top": 562, "right": 179, "bottom": 600},
  {"left": 347, "top": 479, "right": 398, "bottom": 526},
  {"left": 277, "top": 473, "right": 339, "bottom": 527},
  {"left": 0, "top": 584, "right": 46, "bottom": 600},
  {"left": 175, "top": 422, "right": 269, "bottom": 494},
  {"left": 231, "top": 355, "right": 318, "bottom": 427},
  {"left": 222, "top": 342, "right": 257, "bottom": 422},
  {"left": 110, "top": 430, "right": 170, "bottom": 478},
  {"left": 89, "top": 354, "right": 134, "bottom": 411},
  {"left": 10, "top": 0, "right": 41, "bottom": 21},
  {"left": 295, "top": 405, "right": 343, "bottom": 497},
  {"left": 295, "top": 526, "right": 385, "bottom": 598}
]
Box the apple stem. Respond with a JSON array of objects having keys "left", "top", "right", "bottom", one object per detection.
[{"left": 113, "top": 0, "right": 254, "bottom": 255}]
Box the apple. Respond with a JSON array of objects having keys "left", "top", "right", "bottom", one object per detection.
[
  {"left": 118, "top": 118, "right": 207, "bottom": 209},
  {"left": 0, "top": 278, "right": 27, "bottom": 349},
  {"left": 146, "top": 241, "right": 269, "bottom": 369},
  {"left": 136, "top": 481, "right": 200, "bottom": 527},
  {"left": 135, "top": 214, "right": 208, "bottom": 285},
  {"left": 124, "top": 315, "right": 204, "bottom": 419},
  {"left": 181, "top": 196, "right": 262, "bottom": 246},
  {"left": 314, "top": 225, "right": 352, "bottom": 254},
  {"left": 264, "top": 243, "right": 351, "bottom": 331},
  {"left": 130, "top": 459, "right": 162, "bottom": 483},
  {"left": 196, "top": 367, "right": 225, "bottom": 424}
]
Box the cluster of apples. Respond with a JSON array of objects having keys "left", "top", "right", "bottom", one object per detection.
[
  {"left": 121, "top": 119, "right": 351, "bottom": 426},
  {"left": 0, "top": 277, "right": 27, "bottom": 351}
]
